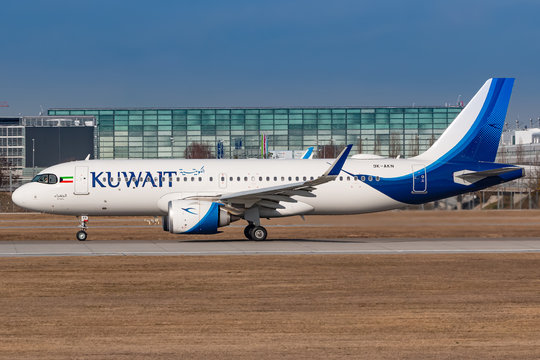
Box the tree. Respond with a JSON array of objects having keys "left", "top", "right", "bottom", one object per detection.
[
  {"left": 526, "top": 152, "right": 540, "bottom": 208},
  {"left": 429, "top": 134, "right": 437, "bottom": 147},
  {"left": 0, "top": 156, "right": 16, "bottom": 190},
  {"left": 184, "top": 142, "right": 212, "bottom": 159},
  {"left": 408, "top": 134, "right": 420, "bottom": 157},
  {"left": 515, "top": 141, "right": 524, "bottom": 164},
  {"left": 388, "top": 132, "right": 402, "bottom": 158},
  {"left": 356, "top": 137, "right": 363, "bottom": 154},
  {"left": 317, "top": 141, "right": 344, "bottom": 158}
]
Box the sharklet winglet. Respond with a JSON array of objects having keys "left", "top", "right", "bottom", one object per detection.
[{"left": 323, "top": 144, "right": 353, "bottom": 177}]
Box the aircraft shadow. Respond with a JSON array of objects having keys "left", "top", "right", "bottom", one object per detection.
[{"left": 177, "top": 238, "right": 372, "bottom": 244}]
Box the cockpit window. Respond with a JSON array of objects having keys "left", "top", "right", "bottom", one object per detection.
[{"left": 32, "top": 174, "right": 58, "bottom": 184}]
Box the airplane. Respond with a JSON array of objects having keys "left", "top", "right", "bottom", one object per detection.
[
  {"left": 301, "top": 146, "right": 314, "bottom": 159},
  {"left": 12, "top": 78, "right": 523, "bottom": 241}
]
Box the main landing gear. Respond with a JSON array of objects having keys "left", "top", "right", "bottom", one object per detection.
[
  {"left": 76, "top": 215, "right": 89, "bottom": 241},
  {"left": 244, "top": 223, "right": 268, "bottom": 241},
  {"left": 242, "top": 207, "right": 268, "bottom": 241}
]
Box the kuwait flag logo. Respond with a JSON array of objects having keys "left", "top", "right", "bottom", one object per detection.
[{"left": 60, "top": 176, "right": 73, "bottom": 183}]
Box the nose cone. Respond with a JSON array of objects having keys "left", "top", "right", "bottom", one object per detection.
[{"left": 12, "top": 185, "right": 31, "bottom": 209}]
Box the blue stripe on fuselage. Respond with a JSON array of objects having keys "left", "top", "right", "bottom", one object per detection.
[{"left": 348, "top": 162, "right": 522, "bottom": 204}]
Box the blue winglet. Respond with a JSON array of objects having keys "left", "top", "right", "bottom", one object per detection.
[{"left": 325, "top": 144, "right": 352, "bottom": 176}]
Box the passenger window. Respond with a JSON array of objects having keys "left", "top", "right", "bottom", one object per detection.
[
  {"left": 303, "top": 176, "right": 306, "bottom": 181},
  {"left": 229, "top": 177, "right": 233, "bottom": 181},
  {"left": 288, "top": 176, "right": 292, "bottom": 181},
  {"left": 244, "top": 176, "right": 248, "bottom": 181},
  {"left": 274, "top": 176, "right": 277, "bottom": 181},
  {"left": 184, "top": 177, "right": 187, "bottom": 181},
  {"left": 295, "top": 176, "right": 299, "bottom": 181},
  {"left": 281, "top": 176, "right": 285, "bottom": 181},
  {"left": 259, "top": 176, "right": 262, "bottom": 181},
  {"left": 209, "top": 177, "right": 213, "bottom": 181},
  {"left": 310, "top": 176, "right": 314, "bottom": 180},
  {"left": 266, "top": 176, "right": 270, "bottom": 181},
  {"left": 221, "top": 176, "right": 225, "bottom": 181},
  {"left": 237, "top": 176, "right": 240, "bottom": 181},
  {"left": 191, "top": 177, "right": 194, "bottom": 182},
  {"left": 198, "top": 177, "right": 202, "bottom": 182}
]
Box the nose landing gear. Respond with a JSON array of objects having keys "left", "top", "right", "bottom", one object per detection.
[{"left": 76, "top": 215, "right": 89, "bottom": 241}]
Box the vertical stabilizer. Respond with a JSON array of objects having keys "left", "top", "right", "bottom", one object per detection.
[{"left": 416, "top": 78, "right": 514, "bottom": 163}]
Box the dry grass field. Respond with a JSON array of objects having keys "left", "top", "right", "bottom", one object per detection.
[
  {"left": 0, "top": 210, "right": 539, "bottom": 359},
  {"left": 1, "top": 209, "right": 540, "bottom": 241},
  {"left": 0, "top": 254, "right": 539, "bottom": 359}
]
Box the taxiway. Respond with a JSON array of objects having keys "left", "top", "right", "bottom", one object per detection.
[{"left": 1, "top": 237, "right": 539, "bottom": 257}]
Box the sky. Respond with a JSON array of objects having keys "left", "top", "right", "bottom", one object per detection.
[{"left": 1, "top": 0, "right": 539, "bottom": 128}]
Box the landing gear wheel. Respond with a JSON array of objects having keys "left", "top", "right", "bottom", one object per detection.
[
  {"left": 76, "top": 230, "right": 87, "bottom": 241},
  {"left": 249, "top": 226, "right": 267, "bottom": 241},
  {"left": 244, "top": 224, "right": 255, "bottom": 240},
  {"left": 77, "top": 215, "right": 89, "bottom": 241}
]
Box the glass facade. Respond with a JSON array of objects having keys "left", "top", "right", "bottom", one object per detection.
[
  {"left": 48, "top": 107, "right": 462, "bottom": 159},
  {"left": 0, "top": 126, "right": 25, "bottom": 168}
]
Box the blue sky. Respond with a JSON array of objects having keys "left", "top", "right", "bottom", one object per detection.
[{"left": 1, "top": 0, "right": 538, "bottom": 127}]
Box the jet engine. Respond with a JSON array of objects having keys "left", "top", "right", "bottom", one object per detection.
[{"left": 165, "top": 200, "right": 231, "bottom": 234}]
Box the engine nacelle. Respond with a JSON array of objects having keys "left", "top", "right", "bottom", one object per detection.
[{"left": 166, "top": 200, "right": 230, "bottom": 234}]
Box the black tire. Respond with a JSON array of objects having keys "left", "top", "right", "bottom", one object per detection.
[
  {"left": 244, "top": 224, "right": 255, "bottom": 240},
  {"left": 76, "top": 230, "right": 87, "bottom": 241},
  {"left": 249, "top": 226, "right": 267, "bottom": 241}
]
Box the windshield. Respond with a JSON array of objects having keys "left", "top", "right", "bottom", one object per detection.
[{"left": 32, "top": 174, "right": 58, "bottom": 184}]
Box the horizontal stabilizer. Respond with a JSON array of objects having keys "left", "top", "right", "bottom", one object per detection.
[{"left": 453, "top": 167, "right": 522, "bottom": 186}]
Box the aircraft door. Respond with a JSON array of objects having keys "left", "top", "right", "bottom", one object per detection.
[
  {"left": 218, "top": 172, "right": 227, "bottom": 189},
  {"left": 412, "top": 164, "right": 427, "bottom": 194},
  {"left": 74, "top": 166, "right": 89, "bottom": 195}
]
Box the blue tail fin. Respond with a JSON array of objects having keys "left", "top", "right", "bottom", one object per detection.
[{"left": 417, "top": 78, "right": 514, "bottom": 163}]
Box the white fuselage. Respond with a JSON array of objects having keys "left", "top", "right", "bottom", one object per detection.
[{"left": 16, "top": 158, "right": 425, "bottom": 216}]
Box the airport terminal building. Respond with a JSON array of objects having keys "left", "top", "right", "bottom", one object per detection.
[{"left": 47, "top": 106, "right": 463, "bottom": 160}]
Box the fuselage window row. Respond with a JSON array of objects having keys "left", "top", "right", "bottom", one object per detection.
[{"left": 99, "top": 174, "right": 323, "bottom": 185}]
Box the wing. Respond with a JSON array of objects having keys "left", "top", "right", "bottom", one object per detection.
[{"left": 218, "top": 145, "right": 352, "bottom": 213}]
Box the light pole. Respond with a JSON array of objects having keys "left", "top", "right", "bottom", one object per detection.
[{"left": 32, "top": 138, "right": 35, "bottom": 176}]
